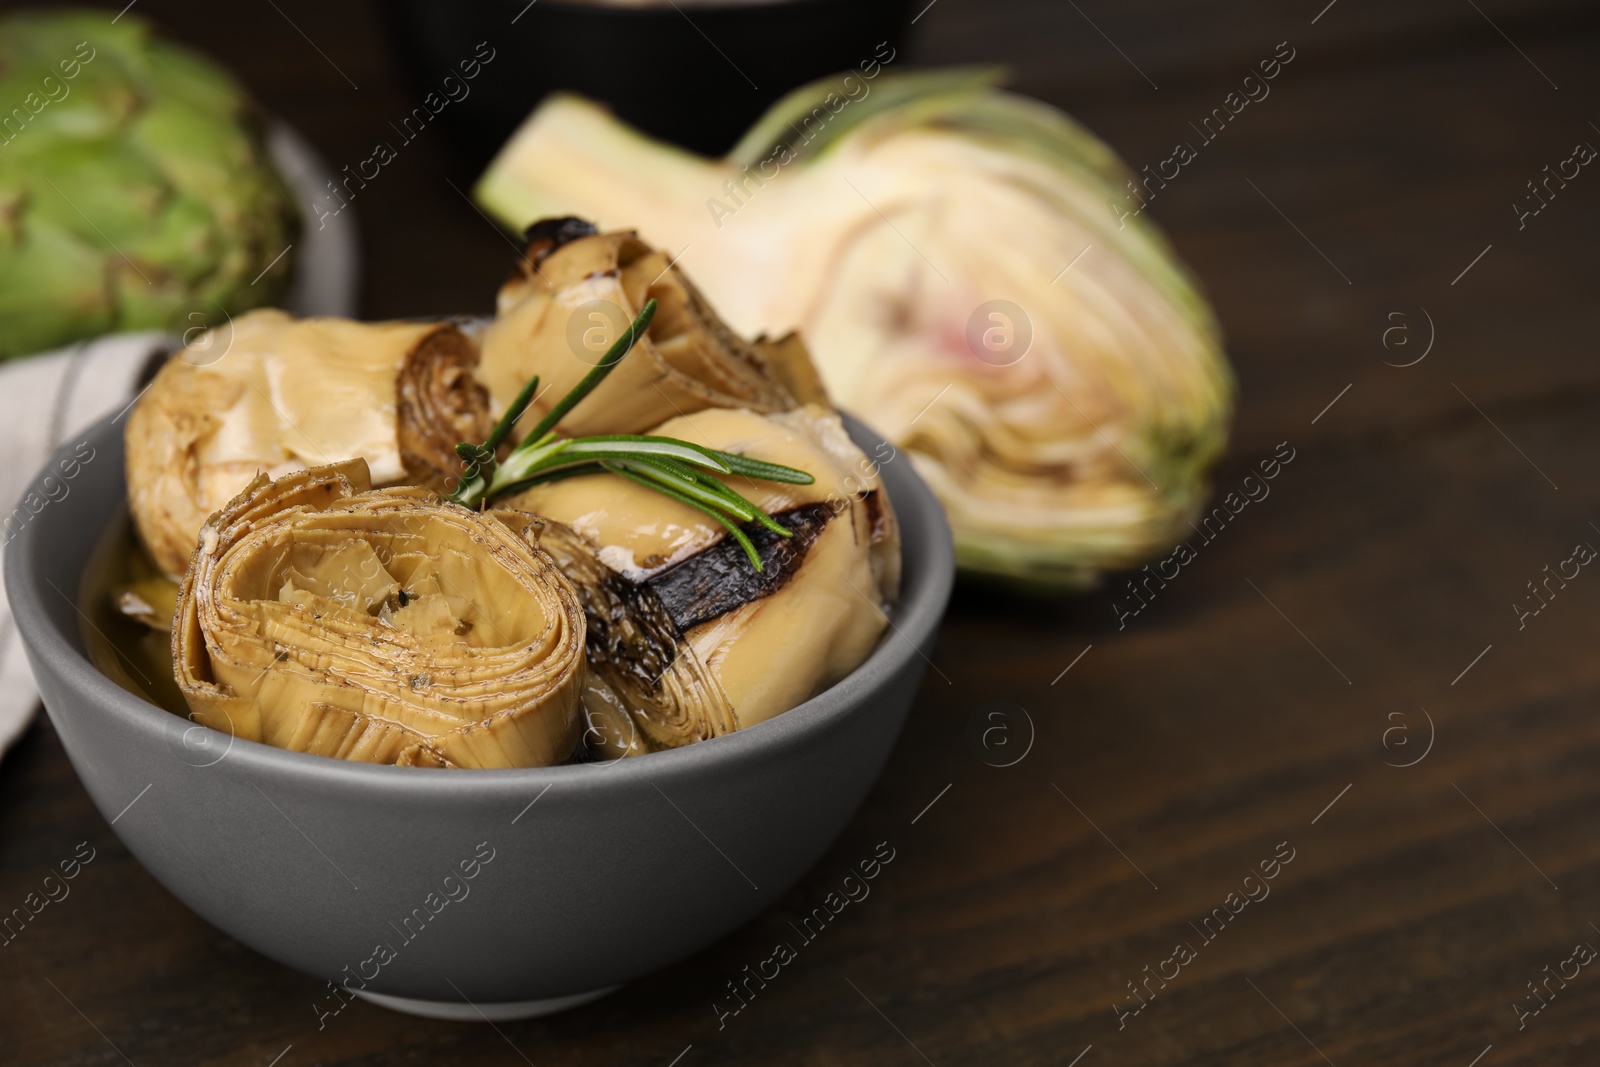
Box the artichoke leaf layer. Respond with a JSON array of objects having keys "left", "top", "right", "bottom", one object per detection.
[
  {"left": 127, "top": 308, "right": 493, "bottom": 577},
  {"left": 500, "top": 405, "right": 897, "bottom": 748},
  {"left": 479, "top": 228, "right": 825, "bottom": 440},
  {"left": 174, "top": 460, "right": 587, "bottom": 769}
]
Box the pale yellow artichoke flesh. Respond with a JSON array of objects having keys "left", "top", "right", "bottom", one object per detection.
[
  {"left": 500, "top": 405, "right": 897, "bottom": 744},
  {"left": 479, "top": 228, "right": 825, "bottom": 440},
  {"left": 126, "top": 308, "right": 493, "bottom": 577},
  {"left": 522, "top": 516, "right": 732, "bottom": 753},
  {"left": 173, "top": 460, "right": 587, "bottom": 769}
]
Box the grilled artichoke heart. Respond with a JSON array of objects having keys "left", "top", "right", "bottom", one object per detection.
[
  {"left": 478, "top": 221, "right": 827, "bottom": 440},
  {"left": 127, "top": 308, "right": 493, "bottom": 576},
  {"left": 499, "top": 405, "right": 898, "bottom": 754},
  {"left": 173, "top": 460, "right": 586, "bottom": 768}
]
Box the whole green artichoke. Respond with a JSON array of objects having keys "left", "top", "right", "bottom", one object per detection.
[{"left": 0, "top": 10, "right": 298, "bottom": 359}]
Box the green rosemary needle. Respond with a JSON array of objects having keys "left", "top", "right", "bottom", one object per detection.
[{"left": 447, "top": 298, "right": 815, "bottom": 571}]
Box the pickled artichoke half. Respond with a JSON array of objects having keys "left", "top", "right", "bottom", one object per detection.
[
  {"left": 127, "top": 308, "right": 494, "bottom": 576},
  {"left": 500, "top": 404, "right": 898, "bottom": 752},
  {"left": 173, "top": 460, "right": 586, "bottom": 768},
  {"left": 479, "top": 221, "right": 827, "bottom": 440}
]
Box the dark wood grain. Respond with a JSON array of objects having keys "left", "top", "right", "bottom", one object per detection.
[{"left": 4, "top": 1, "right": 1599, "bottom": 1064}]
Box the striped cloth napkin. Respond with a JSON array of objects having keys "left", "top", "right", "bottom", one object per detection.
[
  {"left": 0, "top": 333, "right": 167, "bottom": 757},
  {"left": 0, "top": 124, "right": 360, "bottom": 762}
]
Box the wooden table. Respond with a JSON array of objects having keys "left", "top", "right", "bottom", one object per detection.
[{"left": 5, "top": 1, "right": 1600, "bottom": 1063}]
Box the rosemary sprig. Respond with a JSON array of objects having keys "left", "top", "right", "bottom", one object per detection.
[
  {"left": 447, "top": 298, "right": 815, "bottom": 571},
  {"left": 451, "top": 371, "right": 540, "bottom": 505}
]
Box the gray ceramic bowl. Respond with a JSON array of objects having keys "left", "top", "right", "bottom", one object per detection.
[{"left": 5, "top": 410, "right": 952, "bottom": 1020}]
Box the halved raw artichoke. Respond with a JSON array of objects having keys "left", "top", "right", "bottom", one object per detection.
[
  {"left": 499, "top": 404, "right": 897, "bottom": 753},
  {"left": 478, "top": 220, "right": 827, "bottom": 440},
  {"left": 173, "top": 460, "right": 586, "bottom": 768},
  {"left": 127, "top": 308, "right": 494, "bottom": 576},
  {"left": 475, "top": 73, "right": 1234, "bottom": 589}
]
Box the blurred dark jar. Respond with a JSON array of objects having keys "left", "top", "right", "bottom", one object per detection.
[{"left": 382, "top": 0, "right": 915, "bottom": 165}]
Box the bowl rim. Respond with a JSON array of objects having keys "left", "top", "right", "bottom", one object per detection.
[{"left": 6, "top": 407, "right": 953, "bottom": 799}]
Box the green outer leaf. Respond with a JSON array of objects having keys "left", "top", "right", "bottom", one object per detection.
[{"left": 726, "top": 67, "right": 1005, "bottom": 169}]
